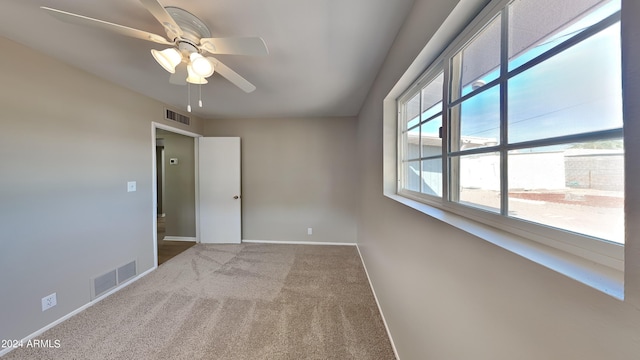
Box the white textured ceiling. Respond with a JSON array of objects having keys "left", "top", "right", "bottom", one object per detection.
[{"left": 0, "top": 0, "right": 417, "bottom": 119}]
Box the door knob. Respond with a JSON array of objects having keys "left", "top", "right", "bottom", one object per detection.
[{"left": 233, "top": 195, "right": 239, "bottom": 199}]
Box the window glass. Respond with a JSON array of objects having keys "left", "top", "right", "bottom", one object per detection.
[
  {"left": 421, "top": 117, "right": 442, "bottom": 158},
  {"left": 421, "top": 159, "right": 443, "bottom": 196},
  {"left": 422, "top": 103, "right": 442, "bottom": 122},
  {"left": 450, "top": 85, "right": 501, "bottom": 152},
  {"left": 407, "top": 126, "right": 420, "bottom": 159},
  {"left": 508, "top": 23, "right": 622, "bottom": 143},
  {"left": 406, "top": 93, "right": 420, "bottom": 129},
  {"left": 453, "top": 153, "right": 501, "bottom": 212},
  {"left": 405, "top": 161, "right": 421, "bottom": 192},
  {"left": 508, "top": 0, "right": 621, "bottom": 70},
  {"left": 451, "top": 15, "right": 501, "bottom": 100},
  {"left": 422, "top": 73, "right": 444, "bottom": 116},
  {"left": 508, "top": 140, "right": 624, "bottom": 243}
]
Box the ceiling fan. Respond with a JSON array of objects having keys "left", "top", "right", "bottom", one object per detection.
[{"left": 41, "top": 0, "right": 268, "bottom": 95}]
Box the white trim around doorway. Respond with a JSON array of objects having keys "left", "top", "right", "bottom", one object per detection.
[{"left": 151, "top": 122, "right": 202, "bottom": 269}]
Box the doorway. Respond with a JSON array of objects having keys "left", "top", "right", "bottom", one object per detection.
[{"left": 152, "top": 123, "right": 201, "bottom": 267}]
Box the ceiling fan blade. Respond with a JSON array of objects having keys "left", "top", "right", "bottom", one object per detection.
[
  {"left": 207, "top": 57, "right": 256, "bottom": 93},
  {"left": 138, "top": 0, "right": 183, "bottom": 40},
  {"left": 41, "top": 7, "right": 172, "bottom": 46},
  {"left": 169, "top": 62, "right": 188, "bottom": 85},
  {"left": 200, "top": 37, "right": 269, "bottom": 56}
]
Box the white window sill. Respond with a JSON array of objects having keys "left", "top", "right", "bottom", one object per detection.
[{"left": 385, "top": 193, "right": 624, "bottom": 300}]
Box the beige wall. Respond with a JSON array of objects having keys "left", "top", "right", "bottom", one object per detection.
[
  {"left": 356, "top": 0, "right": 640, "bottom": 359},
  {"left": 0, "top": 36, "right": 204, "bottom": 342},
  {"left": 156, "top": 130, "right": 196, "bottom": 238},
  {"left": 5, "top": 1, "right": 640, "bottom": 356},
  {"left": 205, "top": 117, "right": 358, "bottom": 244}
]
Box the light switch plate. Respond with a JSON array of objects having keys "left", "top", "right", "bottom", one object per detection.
[{"left": 127, "top": 181, "right": 136, "bottom": 192}]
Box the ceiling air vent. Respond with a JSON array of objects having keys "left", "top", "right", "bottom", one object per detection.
[{"left": 165, "top": 108, "right": 190, "bottom": 126}]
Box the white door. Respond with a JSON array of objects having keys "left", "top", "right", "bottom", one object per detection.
[{"left": 198, "top": 137, "right": 241, "bottom": 243}]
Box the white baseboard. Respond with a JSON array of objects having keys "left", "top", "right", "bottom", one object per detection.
[
  {"left": 242, "top": 239, "right": 356, "bottom": 246},
  {"left": 0, "top": 266, "right": 156, "bottom": 358},
  {"left": 356, "top": 244, "right": 400, "bottom": 360},
  {"left": 162, "top": 236, "right": 196, "bottom": 242}
]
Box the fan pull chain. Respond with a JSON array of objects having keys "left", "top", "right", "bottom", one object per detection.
[
  {"left": 187, "top": 83, "right": 192, "bottom": 112},
  {"left": 199, "top": 84, "right": 203, "bottom": 107}
]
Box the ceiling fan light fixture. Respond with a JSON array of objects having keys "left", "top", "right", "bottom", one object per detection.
[
  {"left": 151, "top": 48, "right": 182, "bottom": 73},
  {"left": 186, "top": 64, "right": 209, "bottom": 84},
  {"left": 42, "top": 3, "right": 264, "bottom": 97},
  {"left": 189, "top": 53, "right": 214, "bottom": 78}
]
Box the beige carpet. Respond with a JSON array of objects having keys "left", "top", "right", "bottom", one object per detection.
[{"left": 4, "top": 244, "right": 395, "bottom": 359}]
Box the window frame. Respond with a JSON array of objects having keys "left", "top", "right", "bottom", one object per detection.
[
  {"left": 397, "top": 63, "right": 446, "bottom": 199},
  {"left": 395, "top": 0, "right": 624, "bottom": 271}
]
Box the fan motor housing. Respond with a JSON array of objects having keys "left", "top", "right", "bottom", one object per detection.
[
  {"left": 166, "top": 7, "right": 211, "bottom": 43},
  {"left": 177, "top": 40, "right": 199, "bottom": 56}
]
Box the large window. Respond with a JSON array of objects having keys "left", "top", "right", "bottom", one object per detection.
[
  {"left": 399, "top": 70, "right": 444, "bottom": 196},
  {"left": 398, "top": 0, "right": 623, "bottom": 254}
]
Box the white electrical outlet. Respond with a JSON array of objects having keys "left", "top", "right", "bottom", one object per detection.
[
  {"left": 41, "top": 293, "right": 57, "bottom": 312},
  {"left": 127, "top": 181, "right": 136, "bottom": 192},
  {"left": 307, "top": 228, "right": 313, "bottom": 235}
]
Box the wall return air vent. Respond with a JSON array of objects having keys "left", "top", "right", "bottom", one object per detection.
[
  {"left": 91, "top": 260, "right": 137, "bottom": 300},
  {"left": 165, "top": 108, "right": 190, "bottom": 126}
]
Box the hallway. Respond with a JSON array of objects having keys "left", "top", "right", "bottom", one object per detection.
[{"left": 157, "top": 216, "right": 195, "bottom": 265}]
